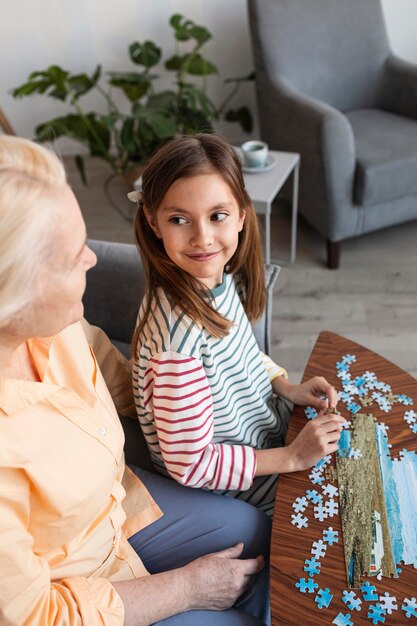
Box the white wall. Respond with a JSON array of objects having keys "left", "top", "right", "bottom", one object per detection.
[{"left": 1, "top": 0, "right": 417, "bottom": 153}]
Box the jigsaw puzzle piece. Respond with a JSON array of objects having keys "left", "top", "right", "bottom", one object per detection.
[
  {"left": 332, "top": 612, "right": 353, "bottom": 626},
  {"left": 315, "top": 587, "right": 333, "bottom": 609},
  {"left": 401, "top": 597, "right": 417, "bottom": 618},
  {"left": 342, "top": 590, "right": 362, "bottom": 611}
]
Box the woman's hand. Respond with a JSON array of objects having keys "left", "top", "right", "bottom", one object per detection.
[
  {"left": 285, "top": 411, "right": 345, "bottom": 472},
  {"left": 273, "top": 375, "right": 339, "bottom": 410},
  {"left": 114, "top": 543, "right": 264, "bottom": 626},
  {"left": 184, "top": 543, "right": 265, "bottom": 611}
]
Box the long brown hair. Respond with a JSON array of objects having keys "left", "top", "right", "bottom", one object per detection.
[{"left": 133, "top": 133, "right": 265, "bottom": 351}]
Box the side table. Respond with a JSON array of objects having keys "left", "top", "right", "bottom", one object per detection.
[{"left": 241, "top": 150, "right": 300, "bottom": 265}]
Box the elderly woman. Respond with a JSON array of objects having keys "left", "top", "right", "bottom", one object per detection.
[{"left": 0, "top": 136, "right": 272, "bottom": 626}]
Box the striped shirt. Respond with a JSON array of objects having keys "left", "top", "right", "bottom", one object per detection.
[{"left": 132, "top": 273, "right": 287, "bottom": 515}]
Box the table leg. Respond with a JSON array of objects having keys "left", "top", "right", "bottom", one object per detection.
[
  {"left": 265, "top": 206, "right": 271, "bottom": 265},
  {"left": 272, "top": 163, "right": 299, "bottom": 266}
]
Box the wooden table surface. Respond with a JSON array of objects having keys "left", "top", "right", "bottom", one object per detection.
[{"left": 271, "top": 331, "right": 417, "bottom": 625}]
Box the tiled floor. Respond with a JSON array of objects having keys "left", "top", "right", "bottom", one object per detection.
[{"left": 67, "top": 156, "right": 417, "bottom": 383}]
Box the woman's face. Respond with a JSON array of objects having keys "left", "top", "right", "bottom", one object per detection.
[
  {"left": 145, "top": 173, "right": 245, "bottom": 289},
  {"left": 28, "top": 185, "right": 97, "bottom": 338}
]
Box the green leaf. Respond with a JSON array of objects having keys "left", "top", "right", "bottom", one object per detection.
[
  {"left": 68, "top": 70, "right": 100, "bottom": 98},
  {"left": 44, "top": 65, "right": 69, "bottom": 82},
  {"left": 108, "top": 71, "right": 151, "bottom": 101},
  {"left": 182, "top": 53, "right": 217, "bottom": 76},
  {"left": 176, "top": 106, "right": 213, "bottom": 134},
  {"left": 170, "top": 14, "right": 192, "bottom": 41},
  {"left": 11, "top": 66, "right": 69, "bottom": 100},
  {"left": 120, "top": 118, "right": 138, "bottom": 153},
  {"left": 92, "top": 64, "right": 102, "bottom": 84},
  {"left": 224, "top": 106, "right": 253, "bottom": 133},
  {"left": 165, "top": 55, "right": 183, "bottom": 71},
  {"left": 75, "top": 155, "right": 87, "bottom": 185},
  {"left": 146, "top": 112, "right": 176, "bottom": 138},
  {"left": 11, "top": 64, "right": 101, "bottom": 102},
  {"left": 129, "top": 41, "right": 161, "bottom": 67},
  {"left": 101, "top": 112, "right": 120, "bottom": 129},
  {"left": 169, "top": 14, "right": 212, "bottom": 45},
  {"left": 146, "top": 90, "right": 177, "bottom": 110},
  {"left": 35, "top": 115, "right": 88, "bottom": 143},
  {"left": 11, "top": 80, "right": 52, "bottom": 98},
  {"left": 48, "top": 86, "right": 68, "bottom": 101},
  {"left": 189, "top": 25, "right": 212, "bottom": 46},
  {"left": 85, "top": 113, "right": 111, "bottom": 156}
]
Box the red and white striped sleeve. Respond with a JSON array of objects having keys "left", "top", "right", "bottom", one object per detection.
[{"left": 143, "top": 351, "right": 256, "bottom": 491}]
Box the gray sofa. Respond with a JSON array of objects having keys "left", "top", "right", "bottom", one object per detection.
[{"left": 83, "top": 239, "right": 280, "bottom": 470}]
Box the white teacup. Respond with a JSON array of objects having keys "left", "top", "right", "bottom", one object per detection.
[{"left": 241, "top": 140, "right": 269, "bottom": 168}]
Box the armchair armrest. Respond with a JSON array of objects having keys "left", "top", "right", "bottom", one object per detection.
[
  {"left": 259, "top": 78, "right": 356, "bottom": 239},
  {"left": 380, "top": 54, "right": 417, "bottom": 121}
]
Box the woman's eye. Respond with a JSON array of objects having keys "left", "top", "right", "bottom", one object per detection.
[
  {"left": 169, "top": 216, "right": 188, "bottom": 225},
  {"left": 211, "top": 212, "right": 228, "bottom": 222}
]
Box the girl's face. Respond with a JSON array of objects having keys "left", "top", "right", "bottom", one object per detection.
[{"left": 145, "top": 173, "right": 245, "bottom": 289}]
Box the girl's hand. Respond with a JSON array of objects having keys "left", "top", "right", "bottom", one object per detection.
[
  {"left": 285, "top": 411, "right": 345, "bottom": 472},
  {"left": 273, "top": 375, "right": 339, "bottom": 410}
]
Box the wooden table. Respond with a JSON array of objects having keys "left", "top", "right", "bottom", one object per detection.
[{"left": 271, "top": 331, "right": 417, "bottom": 625}]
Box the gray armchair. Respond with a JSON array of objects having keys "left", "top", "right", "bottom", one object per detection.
[{"left": 248, "top": 0, "right": 417, "bottom": 268}]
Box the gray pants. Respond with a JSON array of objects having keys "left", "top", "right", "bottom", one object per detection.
[{"left": 128, "top": 466, "right": 271, "bottom": 626}]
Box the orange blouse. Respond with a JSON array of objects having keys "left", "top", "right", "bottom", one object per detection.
[{"left": 0, "top": 320, "right": 162, "bottom": 626}]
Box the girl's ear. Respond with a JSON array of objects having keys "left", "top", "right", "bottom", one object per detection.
[
  {"left": 144, "top": 206, "right": 162, "bottom": 239},
  {"left": 238, "top": 209, "right": 246, "bottom": 233}
]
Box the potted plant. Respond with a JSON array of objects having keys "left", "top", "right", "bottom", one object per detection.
[{"left": 11, "top": 13, "right": 253, "bottom": 189}]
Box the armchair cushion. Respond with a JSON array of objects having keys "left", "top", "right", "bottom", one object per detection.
[{"left": 347, "top": 109, "right": 417, "bottom": 206}]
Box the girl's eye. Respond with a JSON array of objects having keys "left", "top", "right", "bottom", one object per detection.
[
  {"left": 169, "top": 216, "right": 188, "bottom": 225},
  {"left": 211, "top": 212, "right": 228, "bottom": 222}
]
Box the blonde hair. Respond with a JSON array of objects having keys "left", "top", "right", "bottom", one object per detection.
[
  {"left": 133, "top": 133, "right": 265, "bottom": 351},
  {"left": 0, "top": 136, "right": 66, "bottom": 329}
]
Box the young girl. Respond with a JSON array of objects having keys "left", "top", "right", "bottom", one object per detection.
[{"left": 131, "top": 134, "right": 343, "bottom": 516}]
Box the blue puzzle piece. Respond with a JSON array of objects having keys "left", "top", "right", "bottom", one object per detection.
[
  {"left": 315, "top": 587, "right": 333, "bottom": 609},
  {"left": 322, "top": 527, "right": 339, "bottom": 546},
  {"left": 305, "top": 406, "right": 318, "bottom": 419},
  {"left": 378, "top": 592, "right": 397, "bottom": 614},
  {"left": 304, "top": 557, "right": 321, "bottom": 576},
  {"left": 306, "top": 489, "right": 322, "bottom": 504},
  {"left": 397, "top": 394, "right": 413, "bottom": 406},
  {"left": 368, "top": 603, "right": 386, "bottom": 624},
  {"left": 310, "top": 472, "right": 325, "bottom": 485},
  {"left": 401, "top": 597, "right": 417, "bottom": 618},
  {"left": 342, "top": 589, "right": 362, "bottom": 611},
  {"left": 353, "top": 376, "right": 366, "bottom": 387},
  {"left": 332, "top": 612, "right": 353, "bottom": 626},
  {"left": 295, "top": 577, "right": 318, "bottom": 593},
  {"left": 315, "top": 454, "right": 331, "bottom": 469},
  {"left": 340, "top": 391, "right": 353, "bottom": 403},
  {"left": 336, "top": 361, "right": 349, "bottom": 372},
  {"left": 361, "top": 581, "right": 378, "bottom": 601},
  {"left": 347, "top": 402, "right": 361, "bottom": 415}
]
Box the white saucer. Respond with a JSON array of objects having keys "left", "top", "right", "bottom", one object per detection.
[{"left": 242, "top": 155, "right": 276, "bottom": 174}]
